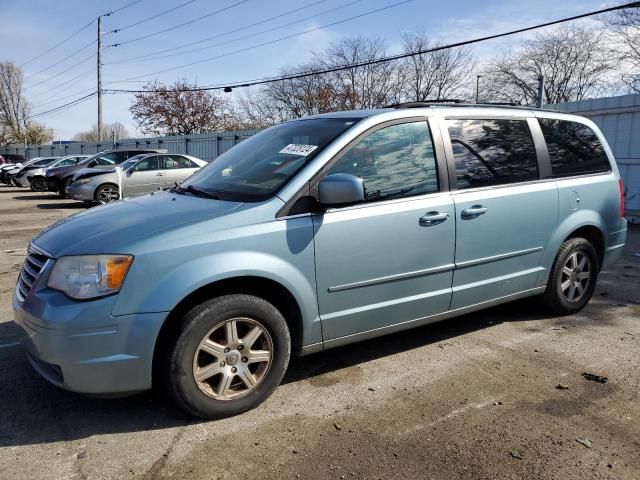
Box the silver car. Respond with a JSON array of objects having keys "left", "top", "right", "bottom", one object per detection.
[
  {"left": 23, "top": 155, "right": 90, "bottom": 191},
  {"left": 68, "top": 153, "right": 207, "bottom": 204}
]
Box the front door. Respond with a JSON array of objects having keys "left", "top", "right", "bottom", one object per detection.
[
  {"left": 313, "top": 120, "right": 455, "bottom": 341},
  {"left": 444, "top": 117, "right": 558, "bottom": 309},
  {"left": 123, "top": 155, "right": 162, "bottom": 197}
]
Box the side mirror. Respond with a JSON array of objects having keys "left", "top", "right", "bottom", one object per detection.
[
  {"left": 318, "top": 173, "right": 364, "bottom": 207},
  {"left": 88, "top": 160, "right": 96, "bottom": 167}
]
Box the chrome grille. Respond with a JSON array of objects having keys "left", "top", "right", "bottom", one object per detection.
[{"left": 16, "top": 244, "right": 50, "bottom": 302}]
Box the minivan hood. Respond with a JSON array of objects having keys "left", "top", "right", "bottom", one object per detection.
[{"left": 32, "top": 191, "right": 243, "bottom": 257}]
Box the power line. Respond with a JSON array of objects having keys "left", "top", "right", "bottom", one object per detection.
[
  {"left": 105, "top": 1, "right": 640, "bottom": 93},
  {"left": 19, "top": 0, "right": 144, "bottom": 69},
  {"left": 108, "top": 0, "right": 364, "bottom": 66},
  {"left": 31, "top": 86, "right": 97, "bottom": 109},
  {"left": 106, "top": 0, "right": 333, "bottom": 65},
  {"left": 25, "top": 51, "right": 96, "bottom": 91},
  {"left": 104, "top": 0, "right": 145, "bottom": 17},
  {"left": 106, "top": 0, "right": 198, "bottom": 34},
  {"left": 106, "top": 0, "right": 411, "bottom": 84},
  {"left": 20, "top": 19, "right": 96, "bottom": 68},
  {"left": 28, "top": 66, "right": 96, "bottom": 101},
  {"left": 24, "top": 39, "right": 97, "bottom": 83},
  {"left": 29, "top": 92, "right": 97, "bottom": 119},
  {"left": 108, "top": 0, "right": 248, "bottom": 48}
]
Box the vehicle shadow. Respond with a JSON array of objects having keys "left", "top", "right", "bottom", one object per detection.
[
  {"left": 12, "top": 195, "right": 61, "bottom": 201},
  {"left": 36, "top": 202, "right": 88, "bottom": 210},
  {"left": 0, "top": 297, "right": 572, "bottom": 448}
]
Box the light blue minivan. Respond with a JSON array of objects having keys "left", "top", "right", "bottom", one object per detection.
[{"left": 13, "top": 104, "right": 627, "bottom": 418}]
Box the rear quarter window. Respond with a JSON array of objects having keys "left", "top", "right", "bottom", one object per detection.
[{"left": 538, "top": 118, "right": 611, "bottom": 177}]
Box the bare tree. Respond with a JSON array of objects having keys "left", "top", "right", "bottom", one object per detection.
[
  {"left": 481, "top": 26, "right": 614, "bottom": 105},
  {"left": 318, "top": 36, "right": 400, "bottom": 109},
  {"left": 73, "top": 122, "right": 130, "bottom": 142},
  {"left": 130, "top": 79, "right": 239, "bottom": 136},
  {"left": 606, "top": 4, "right": 640, "bottom": 92},
  {"left": 25, "top": 122, "right": 53, "bottom": 145},
  {"left": 398, "top": 32, "right": 475, "bottom": 102},
  {"left": 0, "top": 62, "right": 29, "bottom": 145}
]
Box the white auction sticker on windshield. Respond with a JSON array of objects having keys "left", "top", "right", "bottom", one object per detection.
[{"left": 279, "top": 144, "right": 318, "bottom": 156}]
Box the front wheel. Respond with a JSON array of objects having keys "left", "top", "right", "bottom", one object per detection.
[
  {"left": 166, "top": 294, "right": 291, "bottom": 419},
  {"left": 542, "top": 237, "right": 599, "bottom": 315},
  {"left": 30, "top": 176, "right": 47, "bottom": 192},
  {"left": 94, "top": 183, "right": 120, "bottom": 204}
]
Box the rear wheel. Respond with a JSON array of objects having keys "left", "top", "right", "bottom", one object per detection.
[
  {"left": 166, "top": 294, "right": 291, "bottom": 419},
  {"left": 543, "top": 237, "right": 599, "bottom": 315},
  {"left": 30, "top": 176, "right": 47, "bottom": 192},
  {"left": 94, "top": 183, "right": 119, "bottom": 204}
]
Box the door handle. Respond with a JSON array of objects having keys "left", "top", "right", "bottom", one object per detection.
[
  {"left": 156, "top": 172, "right": 164, "bottom": 176},
  {"left": 461, "top": 205, "right": 488, "bottom": 219},
  {"left": 419, "top": 211, "right": 450, "bottom": 226}
]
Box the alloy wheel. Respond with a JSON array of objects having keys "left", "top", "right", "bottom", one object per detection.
[
  {"left": 192, "top": 317, "right": 273, "bottom": 401},
  {"left": 560, "top": 251, "right": 592, "bottom": 303},
  {"left": 96, "top": 185, "right": 119, "bottom": 204}
]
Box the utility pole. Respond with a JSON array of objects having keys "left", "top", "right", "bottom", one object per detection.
[
  {"left": 536, "top": 75, "right": 545, "bottom": 109},
  {"left": 97, "top": 16, "right": 103, "bottom": 142},
  {"left": 475, "top": 74, "right": 482, "bottom": 104}
]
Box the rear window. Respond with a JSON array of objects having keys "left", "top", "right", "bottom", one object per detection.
[
  {"left": 447, "top": 119, "right": 539, "bottom": 190},
  {"left": 538, "top": 119, "right": 610, "bottom": 177}
]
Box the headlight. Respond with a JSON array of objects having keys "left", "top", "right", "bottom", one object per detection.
[
  {"left": 73, "top": 178, "right": 92, "bottom": 186},
  {"left": 47, "top": 255, "right": 133, "bottom": 300}
]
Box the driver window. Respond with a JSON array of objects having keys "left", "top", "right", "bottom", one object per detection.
[
  {"left": 134, "top": 157, "right": 159, "bottom": 171},
  {"left": 326, "top": 121, "right": 438, "bottom": 203}
]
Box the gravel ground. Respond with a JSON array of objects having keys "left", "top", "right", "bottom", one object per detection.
[{"left": 0, "top": 186, "right": 638, "bottom": 480}]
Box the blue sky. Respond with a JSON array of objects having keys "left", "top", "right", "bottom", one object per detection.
[{"left": 0, "top": 0, "right": 608, "bottom": 140}]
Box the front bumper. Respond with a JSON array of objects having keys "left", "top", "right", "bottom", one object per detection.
[
  {"left": 68, "top": 183, "right": 96, "bottom": 202},
  {"left": 13, "top": 285, "right": 167, "bottom": 395},
  {"left": 46, "top": 176, "right": 63, "bottom": 193},
  {"left": 14, "top": 174, "right": 30, "bottom": 188}
]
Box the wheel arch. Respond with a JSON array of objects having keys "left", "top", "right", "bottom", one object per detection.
[
  {"left": 94, "top": 182, "right": 119, "bottom": 201},
  {"left": 152, "top": 275, "right": 305, "bottom": 388},
  {"left": 539, "top": 209, "right": 608, "bottom": 287}
]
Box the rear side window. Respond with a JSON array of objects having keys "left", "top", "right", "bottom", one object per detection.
[
  {"left": 327, "top": 121, "right": 438, "bottom": 202},
  {"left": 447, "top": 119, "right": 539, "bottom": 189},
  {"left": 538, "top": 119, "right": 610, "bottom": 177}
]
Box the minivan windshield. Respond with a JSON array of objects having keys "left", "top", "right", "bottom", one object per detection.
[{"left": 180, "top": 118, "right": 360, "bottom": 201}]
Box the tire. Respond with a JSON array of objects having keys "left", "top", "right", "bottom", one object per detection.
[
  {"left": 30, "top": 176, "right": 47, "bottom": 192},
  {"left": 94, "top": 183, "right": 120, "bottom": 204},
  {"left": 166, "top": 294, "right": 291, "bottom": 419},
  {"left": 542, "top": 237, "right": 599, "bottom": 315}
]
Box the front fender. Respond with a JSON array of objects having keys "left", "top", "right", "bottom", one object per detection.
[{"left": 112, "top": 232, "right": 321, "bottom": 347}]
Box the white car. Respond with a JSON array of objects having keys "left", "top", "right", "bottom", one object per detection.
[
  {"left": 68, "top": 153, "right": 208, "bottom": 204},
  {"left": 24, "top": 155, "right": 91, "bottom": 191}
]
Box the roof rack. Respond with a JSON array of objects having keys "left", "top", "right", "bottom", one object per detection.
[
  {"left": 387, "top": 100, "right": 534, "bottom": 110},
  {"left": 389, "top": 100, "right": 465, "bottom": 108}
]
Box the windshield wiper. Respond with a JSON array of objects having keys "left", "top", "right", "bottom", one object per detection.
[{"left": 171, "top": 184, "right": 221, "bottom": 200}]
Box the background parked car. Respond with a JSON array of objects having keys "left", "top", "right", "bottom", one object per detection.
[
  {"left": 1, "top": 157, "right": 44, "bottom": 185},
  {"left": 0, "top": 153, "right": 27, "bottom": 166},
  {"left": 13, "top": 157, "right": 61, "bottom": 187},
  {"left": 68, "top": 153, "right": 207, "bottom": 204},
  {"left": 45, "top": 149, "right": 166, "bottom": 197},
  {"left": 25, "top": 155, "right": 90, "bottom": 191}
]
